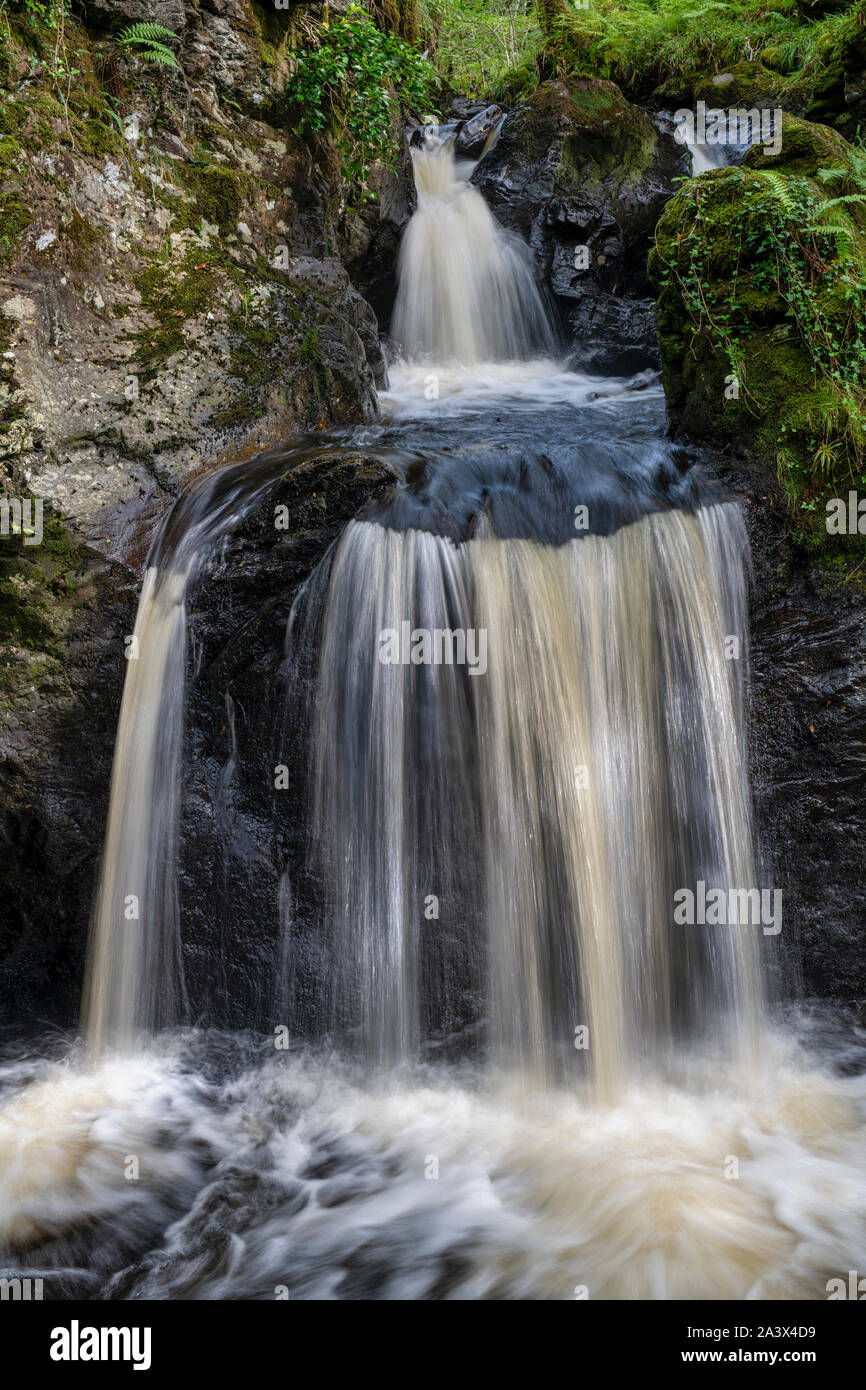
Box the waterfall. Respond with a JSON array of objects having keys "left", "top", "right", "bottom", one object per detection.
[
  {"left": 82, "top": 566, "right": 189, "bottom": 1055},
  {"left": 287, "top": 133, "right": 767, "bottom": 1097},
  {"left": 82, "top": 444, "right": 344, "bottom": 1053},
  {"left": 85, "top": 133, "right": 766, "bottom": 1090},
  {"left": 391, "top": 133, "right": 555, "bottom": 364},
  {"left": 686, "top": 136, "right": 731, "bottom": 176},
  {"left": 300, "top": 505, "right": 762, "bottom": 1097}
]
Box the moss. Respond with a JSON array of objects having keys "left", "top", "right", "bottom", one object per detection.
[
  {"left": 649, "top": 139, "right": 866, "bottom": 563},
  {"left": 510, "top": 80, "right": 656, "bottom": 194},
  {"left": 62, "top": 206, "right": 106, "bottom": 268},
  {"left": 0, "top": 495, "right": 86, "bottom": 694},
  {"left": 249, "top": 0, "right": 293, "bottom": 66},
  {"left": 494, "top": 55, "right": 541, "bottom": 104},
  {"left": 73, "top": 116, "right": 124, "bottom": 160},
  {"left": 743, "top": 112, "right": 852, "bottom": 179},
  {"left": 132, "top": 250, "right": 223, "bottom": 376},
  {"left": 215, "top": 307, "right": 287, "bottom": 427},
  {"left": 693, "top": 60, "right": 792, "bottom": 110},
  {"left": 299, "top": 325, "right": 321, "bottom": 363},
  {"left": 0, "top": 192, "right": 31, "bottom": 264},
  {"left": 39, "top": 507, "right": 87, "bottom": 578},
  {"left": 0, "top": 91, "right": 66, "bottom": 154},
  {"left": 0, "top": 136, "right": 23, "bottom": 171},
  {"left": 177, "top": 163, "right": 251, "bottom": 233},
  {"left": 0, "top": 102, "right": 29, "bottom": 138}
]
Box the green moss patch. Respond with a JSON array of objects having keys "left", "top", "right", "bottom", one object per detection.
[
  {"left": 0, "top": 495, "right": 86, "bottom": 695},
  {"left": 177, "top": 163, "right": 252, "bottom": 234},
  {"left": 649, "top": 119, "right": 866, "bottom": 563},
  {"left": 131, "top": 252, "right": 224, "bottom": 376}
]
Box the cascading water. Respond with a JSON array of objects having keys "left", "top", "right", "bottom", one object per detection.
[
  {"left": 303, "top": 507, "right": 762, "bottom": 1098},
  {"left": 391, "top": 130, "right": 554, "bottom": 364},
  {"left": 1, "top": 131, "right": 865, "bottom": 1303},
  {"left": 82, "top": 444, "right": 361, "bottom": 1054},
  {"left": 82, "top": 565, "right": 188, "bottom": 1055}
]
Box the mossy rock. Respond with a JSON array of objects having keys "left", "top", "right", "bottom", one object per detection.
[
  {"left": 802, "top": 3, "right": 866, "bottom": 129},
  {"left": 177, "top": 163, "right": 252, "bottom": 234},
  {"left": 0, "top": 136, "right": 23, "bottom": 173},
  {"left": 0, "top": 496, "right": 87, "bottom": 695},
  {"left": 743, "top": 112, "right": 853, "bottom": 177},
  {"left": 693, "top": 60, "right": 793, "bottom": 110},
  {"left": 508, "top": 79, "right": 657, "bottom": 193},
  {"left": 0, "top": 192, "right": 31, "bottom": 265},
  {"left": 649, "top": 133, "right": 866, "bottom": 559}
]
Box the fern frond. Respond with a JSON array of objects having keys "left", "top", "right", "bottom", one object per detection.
[
  {"left": 819, "top": 193, "right": 866, "bottom": 212},
  {"left": 115, "top": 24, "right": 180, "bottom": 66},
  {"left": 137, "top": 44, "right": 180, "bottom": 67},
  {"left": 805, "top": 222, "right": 854, "bottom": 239},
  {"left": 757, "top": 169, "right": 796, "bottom": 214},
  {"left": 116, "top": 23, "right": 179, "bottom": 44}
]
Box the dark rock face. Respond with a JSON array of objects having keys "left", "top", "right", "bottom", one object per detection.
[
  {"left": 0, "top": 549, "right": 137, "bottom": 1027},
  {"left": 84, "top": 0, "right": 188, "bottom": 25},
  {"left": 473, "top": 80, "right": 688, "bottom": 373},
  {"left": 177, "top": 450, "right": 398, "bottom": 1031},
  {"left": 705, "top": 454, "right": 866, "bottom": 1006},
  {"left": 344, "top": 137, "right": 416, "bottom": 335}
]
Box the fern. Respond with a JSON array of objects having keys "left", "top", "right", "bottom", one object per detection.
[
  {"left": 804, "top": 220, "right": 855, "bottom": 254},
  {"left": 757, "top": 169, "right": 796, "bottom": 215},
  {"left": 115, "top": 22, "right": 180, "bottom": 68},
  {"left": 116, "top": 22, "right": 178, "bottom": 43},
  {"left": 819, "top": 193, "right": 866, "bottom": 213}
]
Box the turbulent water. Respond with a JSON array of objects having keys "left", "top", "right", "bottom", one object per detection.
[{"left": 2, "top": 133, "right": 865, "bottom": 1302}]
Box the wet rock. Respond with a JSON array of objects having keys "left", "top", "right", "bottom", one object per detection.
[
  {"left": 176, "top": 450, "right": 399, "bottom": 1032},
  {"left": 704, "top": 453, "right": 866, "bottom": 1004},
  {"left": 455, "top": 105, "right": 504, "bottom": 159},
  {"left": 473, "top": 80, "right": 687, "bottom": 372},
  {"left": 0, "top": 539, "right": 137, "bottom": 1027}
]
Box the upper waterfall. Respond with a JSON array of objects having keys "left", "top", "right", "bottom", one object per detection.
[{"left": 391, "top": 131, "right": 555, "bottom": 366}]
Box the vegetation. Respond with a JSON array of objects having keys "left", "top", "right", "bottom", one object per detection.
[
  {"left": 412, "top": 0, "right": 866, "bottom": 112},
  {"left": 540, "top": 0, "right": 860, "bottom": 91},
  {"left": 650, "top": 117, "right": 866, "bottom": 555},
  {"left": 114, "top": 22, "right": 180, "bottom": 69},
  {"left": 421, "top": 0, "right": 542, "bottom": 96},
  {"left": 285, "top": 5, "right": 435, "bottom": 186},
  {"left": 1, "top": 0, "right": 78, "bottom": 92}
]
